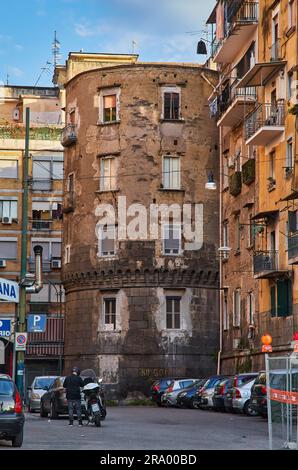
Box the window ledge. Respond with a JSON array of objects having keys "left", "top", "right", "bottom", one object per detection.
[
  {"left": 97, "top": 120, "right": 121, "bottom": 126},
  {"left": 98, "top": 329, "right": 122, "bottom": 334},
  {"left": 160, "top": 119, "right": 185, "bottom": 123},
  {"left": 96, "top": 189, "right": 120, "bottom": 194},
  {"left": 158, "top": 188, "right": 185, "bottom": 192}
]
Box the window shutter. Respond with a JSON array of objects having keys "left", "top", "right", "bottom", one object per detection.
[
  {"left": 270, "top": 286, "right": 276, "bottom": 317},
  {"left": 277, "top": 280, "right": 289, "bottom": 317},
  {"left": 288, "top": 211, "right": 297, "bottom": 233}
]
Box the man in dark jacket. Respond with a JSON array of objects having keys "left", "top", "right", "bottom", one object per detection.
[{"left": 63, "top": 367, "right": 84, "bottom": 426}]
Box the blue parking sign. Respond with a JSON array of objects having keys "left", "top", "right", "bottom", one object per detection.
[
  {"left": 28, "top": 314, "right": 47, "bottom": 333},
  {"left": 0, "top": 319, "right": 11, "bottom": 338}
]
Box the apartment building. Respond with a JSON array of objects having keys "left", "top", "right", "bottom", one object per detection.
[
  {"left": 0, "top": 85, "right": 64, "bottom": 384},
  {"left": 207, "top": 0, "right": 298, "bottom": 372}
]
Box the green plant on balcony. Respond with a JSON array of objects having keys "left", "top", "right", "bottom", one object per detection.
[
  {"left": 242, "top": 159, "right": 255, "bottom": 185},
  {"left": 229, "top": 171, "right": 242, "bottom": 197}
]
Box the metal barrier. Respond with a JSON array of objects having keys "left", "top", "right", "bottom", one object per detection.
[{"left": 266, "top": 354, "right": 298, "bottom": 450}]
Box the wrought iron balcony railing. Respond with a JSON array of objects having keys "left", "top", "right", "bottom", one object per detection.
[
  {"left": 253, "top": 250, "right": 278, "bottom": 275},
  {"left": 245, "top": 102, "right": 286, "bottom": 141},
  {"left": 215, "top": 79, "right": 256, "bottom": 121},
  {"left": 288, "top": 233, "right": 298, "bottom": 261}
]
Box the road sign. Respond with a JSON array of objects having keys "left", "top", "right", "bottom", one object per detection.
[
  {"left": 0, "top": 278, "right": 19, "bottom": 303},
  {"left": 0, "top": 319, "right": 12, "bottom": 338},
  {"left": 15, "top": 333, "right": 28, "bottom": 351},
  {"left": 262, "top": 345, "right": 273, "bottom": 353},
  {"left": 28, "top": 314, "right": 47, "bottom": 333}
]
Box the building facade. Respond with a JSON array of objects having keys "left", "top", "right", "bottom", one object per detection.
[
  {"left": 0, "top": 85, "right": 65, "bottom": 385},
  {"left": 207, "top": 0, "right": 298, "bottom": 373},
  {"left": 60, "top": 62, "right": 220, "bottom": 397}
]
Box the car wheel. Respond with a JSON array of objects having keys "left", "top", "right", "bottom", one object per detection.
[
  {"left": 50, "top": 400, "right": 59, "bottom": 419},
  {"left": 12, "top": 431, "right": 23, "bottom": 448},
  {"left": 40, "top": 402, "right": 48, "bottom": 418},
  {"left": 244, "top": 401, "right": 258, "bottom": 417}
]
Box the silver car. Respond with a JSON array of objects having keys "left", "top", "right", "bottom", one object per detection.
[
  {"left": 229, "top": 379, "right": 258, "bottom": 416},
  {"left": 161, "top": 379, "right": 198, "bottom": 407},
  {"left": 28, "top": 376, "right": 57, "bottom": 413}
]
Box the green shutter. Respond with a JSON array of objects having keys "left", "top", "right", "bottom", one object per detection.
[
  {"left": 288, "top": 211, "right": 297, "bottom": 234},
  {"left": 270, "top": 286, "right": 276, "bottom": 317},
  {"left": 277, "top": 279, "right": 292, "bottom": 317}
]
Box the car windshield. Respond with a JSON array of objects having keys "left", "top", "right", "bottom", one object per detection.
[
  {"left": 0, "top": 380, "right": 14, "bottom": 396},
  {"left": 34, "top": 378, "right": 55, "bottom": 390},
  {"left": 237, "top": 375, "right": 257, "bottom": 386}
]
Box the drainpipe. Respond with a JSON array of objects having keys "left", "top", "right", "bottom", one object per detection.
[
  {"left": 217, "top": 124, "right": 223, "bottom": 376},
  {"left": 26, "top": 246, "right": 44, "bottom": 294}
]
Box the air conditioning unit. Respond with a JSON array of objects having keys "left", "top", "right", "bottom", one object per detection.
[
  {"left": 52, "top": 259, "right": 62, "bottom": 269},
  {"left": 2, "top": 217, "right": 12, "bottom": 225},
  {"left": 0, "top": 260, "right": 7, "bottom": 268}
]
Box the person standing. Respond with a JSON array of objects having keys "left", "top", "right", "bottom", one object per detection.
[{"left": 63, "top": 367, "right": 84, "bottom": 426}]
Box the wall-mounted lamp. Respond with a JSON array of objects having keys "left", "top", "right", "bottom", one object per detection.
[{"left": 205, "top": 172, "right": 217, "bottom": 191}]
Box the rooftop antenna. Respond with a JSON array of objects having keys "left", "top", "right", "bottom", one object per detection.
[
  {"left": 6, "top": 74, "right": 9, "bottom": 86},
  {"left": 52, "top": 31, "right": 62, "bottom": 68},
  {"left": 132, "top": 40, "right": 137, "bottom": 54}
]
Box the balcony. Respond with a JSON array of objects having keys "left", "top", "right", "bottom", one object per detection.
[
  {"left": 213, "top": 2, "right": 258, "bottom": 64},
  {"left": 63, "top": 192, "right": 75, "bottom": 214},
  {"left": 229, "top": 171, "right": 242, "bottom": 197},
  {"left": 253, "top": 250, "right": 287, "bottom": 279},
  {"left": 216, "top": 80, "right": 256, "bottom": 127},
  {"left": 31, "top": 219, "right": 53, "bottom": 231},
  {"left": 61, "top": 125, "right": 77, "bottom": 147},
  {"left": 242, "top": 158, "right": 255, "bottom": 185},
  {"left": 245, "top": 102, "right": 285, "bottom": 146},
  {"left": 270, "top": 39, "right": 282, "bottom": 61},
  {"left": 288, "top": 234, "right": 298, "bottom": 265}
]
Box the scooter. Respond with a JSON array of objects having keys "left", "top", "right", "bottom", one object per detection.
[{"left": 81, "top": 370, "right": 107, "bottom": 427}]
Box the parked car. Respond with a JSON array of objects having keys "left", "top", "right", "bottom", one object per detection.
[
  {"left": 193, "top": 375, "right": 228, "bottom": 409},
  {"left": 150, "top": 378, "right": 176, "bottom": 406},
  {"left": 226, "top": 378, "right": 258, "bottom": 416},
  {"left": 212, "top": 377, "right": 233, "bottom": 412},
  {"left": 177, "top": 379, "right": 207, "bottom": 409},
  {"left": 27, "top": 376, "right": 57, "bottom": 413},
  {"left": 0, "top": 375, "right": 25, "bottom": 447},
  {"left": 224, "top": 373, "right": 258, "bottom": 413},
  {"left": 161, "top": 379, "right": 199, "bottom": 407},
  {"left": 250, "top": 371, "right": 267, "bottom": 418},
  {"left": 40, "top": 377, "right": 68, "bottom": 419}
]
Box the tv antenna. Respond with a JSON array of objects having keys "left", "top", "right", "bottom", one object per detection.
[{"left": 52, "top": 31, "right": 62, "bottom": 68}]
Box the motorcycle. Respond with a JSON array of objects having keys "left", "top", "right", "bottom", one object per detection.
[{"left": 81, "top": 369, "right": 107, "bottom": 427}]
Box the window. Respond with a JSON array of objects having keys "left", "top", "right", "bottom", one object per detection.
[
  {"left": 162, "top": 87, "right": 181, "bottom": 120},
  {"left": 163, "top": 156, "right": 180, "bottom": 189},
  {"left": 99, "top": 225, "right": 116, "bottom": 257},
  {"left": 0, "top": 200, "right": 18, "bottom": 221},
  {"left": 288, "top": 0, "right": 295, "bottom": 30},
  {"left": 223, "top": 222, "right": 229, "bottom": 259},
  {"left": 100, "top": 157, "right": 117, "bottom": 191},
  {"left": 247, "top": 292, "right": 254, "bottom": 325},
  {"left": 0, "top": 160, "right": 18, "bottom": 179},
  {"left": 31, "top": 239, "right": 62, "bottom": 261},
  {"left": 30, "top": 283, "right": 65, "bottom": 304},
  {"left": 223, "top": 157, "right": 229, "bottom": 190},
  {"left": 233, "top": 289, "right": 241, "bottom": 327},
  {"left": 223, "top": 294, "right": 228, "bottom": 331},
  {"left": 286, "top": 138, "right": 294, "bottom": 170},
  {"left": 0, "top": 239, "right": 17, "bottom": 260},
  {"left": 99, "top": 88, "right": 120, "bottom": 124},
  {"left": 104, "top": 298, "right": 116, "bottom": 330},
  {"left": 103, "top": 95, "right": 117, "bottom": 123},
  {"left": 64, "top": 245, "right": 71, "bottom": 264},
  {"left": 271, "top": 279, "right": 293, "bottom": 317},
  {"left": 269, "top": 151, "right": 275, "bottom": 180},
  {"left": 288, "top": 210, "right": 298, "bottom": 233},
  {"left": 235, "top": 214, "right": 241, "bottom": 253},
  {"left": 166, "top": 297, "right": 181, "bottom": 329},
  {"left": 288, "top": 72, "right": 294, "bottom": 100},
  {"left": 32, "top": 157, "right": 63, "bottom": 191},
  {"left": 163, "top": 224, "right": 181, "bottom": 255}
]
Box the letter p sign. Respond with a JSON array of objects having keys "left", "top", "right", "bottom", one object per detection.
[{"left": 28, "top": 314, "right": 47, "bottom": 333}]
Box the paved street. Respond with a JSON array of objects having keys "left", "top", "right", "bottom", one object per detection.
[{"left": 0, "top": 407, "right": 269, "bottom": 450}]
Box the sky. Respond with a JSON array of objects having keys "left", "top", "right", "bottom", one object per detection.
[{"left": 0, "top": 0, "right": 215, "bottom": 87}]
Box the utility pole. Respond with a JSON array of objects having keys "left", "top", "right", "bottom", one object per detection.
[{"left": 16, "top": 107, "right": 30, "bottom": 398}]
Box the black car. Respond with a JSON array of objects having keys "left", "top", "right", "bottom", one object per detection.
[
  {"left": 192, "top": 375, "right": 229, "bottom": 409},
  {"left": 0, "top": 375, "right": 25, "bottom": 447},
  {"left": 212, "top": 377, "right": 233, "bottom": 412},
  {"left": 250, "top": 371, "right": 267, "bottom": 417},
  {"left": 176, "top": 379, "right": 207, "bottom": 408},
  {"left": 40, "top": 377, "right": 68, "bottom": 419}
]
